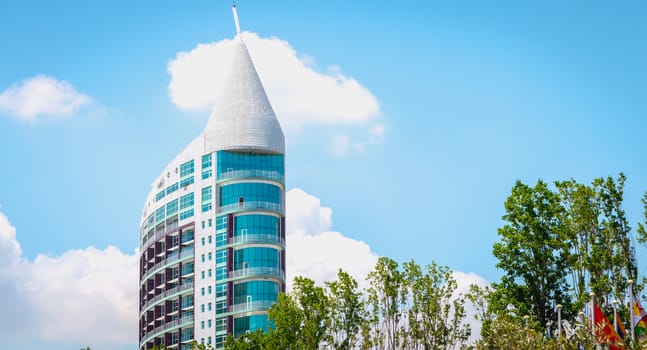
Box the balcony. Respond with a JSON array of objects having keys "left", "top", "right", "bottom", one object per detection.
[
  {"left": 141, "top": 221, "right": 180, "bottom": 251},
  {"left": 217, "top": 201, "right": 282, "bottom": 215},
  {"left": 218, "top": 169, "right": 283, "bottom": 183},
  {"left": 140, "top": 283, "right": 194, "bottom": 316},
  {"left": 228, "top": 233, "right": 284, "bottom": 246},
  {"left": 229, "top": 300, "right": 276, "bottom": 314},
  {"left": 140, "top": 314, "right": 193, "bottom": 346},
  {"left": 228, "top": 267, "right": 284, "bottom": 281},
  {"left": 141, "top": 250, "right": 194, "bottom": 284}
]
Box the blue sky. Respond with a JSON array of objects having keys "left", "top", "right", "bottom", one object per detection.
[{"left": 1, "top": 1, "right": 647, "bottom": 348}]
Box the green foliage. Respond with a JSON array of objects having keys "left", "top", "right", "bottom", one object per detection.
[
  {"left": 492, "top": 179, "right": 571, "bottom": 325},
  {"left": 491, "top": 174, "right": 644, "bottom": 327},
  {"left": 325, "top": 269, "right": 366, "bottom": 349}
]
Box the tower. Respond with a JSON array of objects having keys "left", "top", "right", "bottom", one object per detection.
[{"left": 138, "top": 7, "right": 286, "bottom": 349}]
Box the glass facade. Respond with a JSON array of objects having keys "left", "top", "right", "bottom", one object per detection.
[
  {"left": 234, "top": 215, "right": 279, "bottom": 237},
  {"left": 234, "top": 247, "right": 280, "bottom": 270},
  {"left": 233, "top": 315, "right": 271, "bottom": 338},
  {"left": 217, "top": 151, "right": 283, "bottom": 180},
  {"left": 233, "top": 281, "right": 280, "bottom": 304},
  {"left": 220, "top": 183, "right": 280, "bottom": 206}
]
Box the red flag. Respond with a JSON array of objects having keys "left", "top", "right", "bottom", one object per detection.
[{"left": 592, "top": 302, "right": 623, "bottom": 350}]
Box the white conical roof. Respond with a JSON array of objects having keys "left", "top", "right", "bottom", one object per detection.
[{"left": 204, "top": 38, "right": 285, "bottom": 154}]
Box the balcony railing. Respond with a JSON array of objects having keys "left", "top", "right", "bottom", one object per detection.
[
  {"left": 229, "top": 234, "right": 284, "bottom": 246},
  {"left": 140, "top": 314, "right": 193, "bottom": 346},
  {"left": 140, "top": 283, "right": 193, "bottom": 316},
  {"left": 218, "top": 169, "right": 283, "bottom": 182},
  {"left": 141, "top": 221, "right": 180, "bottom": 250},
  {"left": 229, "top": 300, "right": 276, "bottom": 313},
  {"left": 228, "top": 267, "right": 284, "bottom": 280},
  {"left": 217, "top": 201, "right": 282, "bottom": 214},
  {"left": 141, "top": 250, "right": 194, "bottom": 283}
]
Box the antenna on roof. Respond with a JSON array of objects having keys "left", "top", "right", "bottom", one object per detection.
[{"left": 232, "top": 4, "right": 242, "bottom": 35}]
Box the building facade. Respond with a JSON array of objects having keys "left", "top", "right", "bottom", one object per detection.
[{"left": 138, "top": 24, "right": 286, "bottom": 350}]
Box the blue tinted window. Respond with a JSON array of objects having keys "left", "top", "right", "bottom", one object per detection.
[
  {"left": 233, "top": 280, "right": 280, "bottom": 304},
  {"left": 166, "top": 183, "right": 179, "bottom": 195},
  {"left": 234, "top": 247, "right": 280, "bottom": 270},
  {"left": 217, "top": 151, "right": 284, "bottom": 180},
  {"left": 234, "top": 214, "right": 279, "bottom": 237},
  {"left": 220, "top": 183, "right": 280, "bottom": 206},
  {"left": 180, "top": 160, "right": 195, "bottom": 177},
  {"left": 233, "top": 315, "right": 271, "bottom": 337}
]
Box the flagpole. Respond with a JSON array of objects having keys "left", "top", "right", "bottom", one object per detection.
[
  {"left": 613, "top": 299, "right": 619, "bottom": 339},
  {"left": 590, "top": 291, "right": 596, "bottom": 344},
  {"left": 557, "top": 304, "right": 562, "bottom": 338},
  {"left": 629, "top": 279, "right": 635, "bottom": 342}
]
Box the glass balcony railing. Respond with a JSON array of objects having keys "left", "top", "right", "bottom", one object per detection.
[
  {"left": 217, "top": 201, "right": 282, "bottom": 214},
  {"left": 218, "top": 169, "right": 283, "bottom": 182},
  {"left": 228, "top": 267, "right": 284, "bottom": 280}
]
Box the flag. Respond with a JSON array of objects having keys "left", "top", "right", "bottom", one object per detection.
[
  {"left": 615, "top": 312, "right": 627, "bottom": 339},
  {"left": 592, "top": 302, "right": 623, "bottom": 350},
  {"left": 631, "top": 294, "right": 647, "bottom": 336}
]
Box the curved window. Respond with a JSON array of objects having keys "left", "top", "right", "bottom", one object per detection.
[
  {"left": 233, "top": 280, "right": 280, "bottom": 304},
  {"left": 234, "top": 215, "right": 279, "bottom": 237},
  {"left": 233, "top": 315, "right": 271, "bottom": 337},
  {"left": 234, "top": 247, "right": 280, "bottom": 270},
  {"left": 217, "top": 151, "right": 284, "bottom": 180},
  {"left": 220, "top": 183, "right": 280, "bottom": 207}
]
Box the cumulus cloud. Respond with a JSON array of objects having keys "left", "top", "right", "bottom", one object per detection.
[
  {"left": 167, "top": 32, "right": 381, "bottom": 132},
  {"left": 285, "top": 188, "right": 379, "bottom": 289},
  {"left": 0, "top": 211, "right": 137, "bottom": 347},
  {"left": 369, "top": 123, "right": 386, "bottom": 143},
  {"left": 328, "top": 134, "right": 366, "bottom": 158},
  {"left": 0, "top": 75, "right": 92, "bottom": 121}
]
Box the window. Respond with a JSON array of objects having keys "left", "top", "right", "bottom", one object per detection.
[
  {"left": 208, "top": 252, "right": 212, "bottom": 261},
  {"left": 201, "top": 254, "right": 205, "bottom": 263},
  {"left": 208, "top": 302, "right": 212, "bottom": 311},
  {"left": 166, "top": 200, "right": 178, "bottom": 216},
  {"left": 201, "top": 321, "right": 205, "bottom": 329},
  {"left": 208, "top": 269, "right": 212, "bottom": 277},
  {"left": 201, "top": 237, "right": 205, "bottom": 246},
  {"left": 155, "top": 190, "right": 165, "bottom": 201},
  {"left": 155, "top": 207, "right": 165, "bottom": 224},
  {"left": 179, "top": 208, "right": 194, "bottom": 220},
  {"left": 201, "top": 221, "right": 205, "bottom": 229},
  {"left": 180, "top": 176, "right": 194, "bottom": 187},
  {"left": 166, "top": 182, "right": 179, "bottom": 195},
  {"left": 201, "top": 304, "right": 205, "bottom": 312},
  {"left": 208, "top": 286, "right": 212, "bottom": 294},
  {"left": 208, "top": 337, "right": 212, "bottom": 345},
  {"left": 216, "top": 151, "right": 284, "bottom": 181},
  {"left": 219, "top": 183, "right": 281, "bottom": 207},
  {"left": 208, "top": 219, "right": 212, "bottom": 227},
  {"left": 180, "top": 193, "right": 194, "bottom": 209},
  {"left": 216, "top": 283, "right": 227, "bottom": 298},
  {"left": 201, "top": 288, "right": 205, "bottom": 296},
  {"left": 208, "top": 319, "right": 212, "bottom": 328},
  {"left": 216, "top": 250, "right": 227, "bottom": 265},
  {"left": 180, "top": 160, "right": 195, "bottom": 177},
  {"left": 201, "top": 271, "right": 205, "bottom": 279},
  {"left": 208, "top": 235, "right": 213, "bottom": 244},
  {"left": 202, "top": 186, "right": 213, "bottom": 212}
]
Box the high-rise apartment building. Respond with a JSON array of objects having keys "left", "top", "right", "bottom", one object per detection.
[{"left": 138, "top": 8, "right": 286, "bottom": 349}]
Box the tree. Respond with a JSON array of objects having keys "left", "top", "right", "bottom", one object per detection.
[
  {"left": 492, "top": 180, "right": 572, "bottom": 325},
  {"left": 366, "top": 257, "right": 408, "bottom": 350},
  {"left": 403, "top": 260, "right": 470, "bottom": 350},
  {"left": 325, "top": 269, "right": 367, "bottom": 349}
]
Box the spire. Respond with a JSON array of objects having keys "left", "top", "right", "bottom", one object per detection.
[
  {"left": 203, "top": 6, "right": 285, "bottom": 154},
  {"left": 232, "top": 4, "right": 241, "bottom": 36}
]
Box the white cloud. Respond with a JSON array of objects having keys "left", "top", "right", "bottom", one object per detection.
[
  {"left": 0, "top": 75, "right": 92, "bottom": 121},
  {"left": 369, "top": 123, "right": 386, "bottom": 143},
  {"left": 285, "top": 188, "right": 379, "bottom": 289},
  {"left": 0, "top": 211, "right": 137, "bottom": 347},
  {"left": 327, "top": 134, "right": 366, "bottom": 158},
  {"left": 167, "top": 32, "right": 380, "bottom": 131},
  {"left": 0, "top": 192, "right": 488, "bottom": 347}
]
